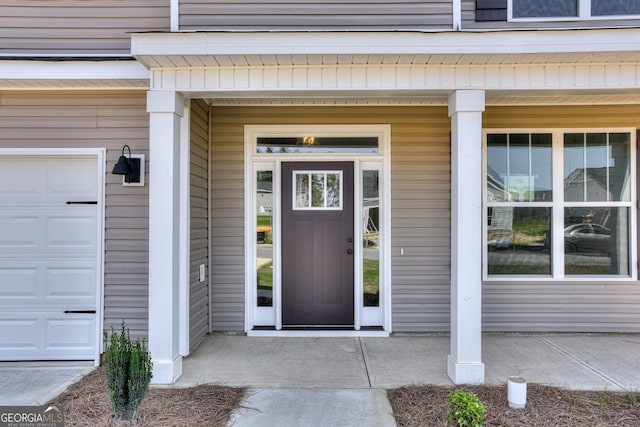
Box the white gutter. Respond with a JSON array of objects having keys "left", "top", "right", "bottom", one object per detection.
[
  {"left": 0, "top": 60, "right": 149, "bottom": 81},
  {"left": 131, "top": 28, "right": 640, "bottom": 57}
]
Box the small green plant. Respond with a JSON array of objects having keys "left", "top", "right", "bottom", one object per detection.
[
  {"left": 447, "top": 389, "right": 486, "bottom": 427},
  {"left": 104, "top": 322, "right": 153, "bottom": 419},
  {"left": 629, "top": 390, "right": 638, "bottom": 408},
  {"left": 572, "top": 393, "right": 579, "bottom": 411},
  {"left": 599, "top": 387, "right": 608, "bottom": 412}
]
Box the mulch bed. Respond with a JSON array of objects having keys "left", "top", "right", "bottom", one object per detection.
[
  {"left": 50, "top": 367, "right": 640, "bottom": 426},
  {"left": 49, "top": 366, "right": 247, "bottom": 427},
  {"left": 388, "top": 384, "right": 640, "bottom": 427}
]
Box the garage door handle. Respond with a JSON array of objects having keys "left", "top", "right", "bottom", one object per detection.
[
  {"left": 64, "top": 310, "right": 96, "bottom": 314},
  {"left": 66, "top": 201, "right": 98, "bottom": 205}
]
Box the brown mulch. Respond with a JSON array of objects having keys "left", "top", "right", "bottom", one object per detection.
[
  {"left": 48, "top": 366, "right": 247, "bottom": 427},
  {"left": 49, "top": 368, "right": 640, "bottom": 426},
  {"left": 388, "top": 383, "right": 640, "bottom": 427}
]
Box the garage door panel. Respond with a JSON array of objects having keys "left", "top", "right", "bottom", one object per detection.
[
  {"left": 0, "top": 210, "right": 97, "bottom": 255},
  {"left": 0, "top": 260, "right": 95, "bottom": 306},
  {"left": 0, "top": 318, "right": 38, "bottom": 352},
  {"left": 0, "top": 160, "right": 46, "bottom": 199},
  {"left": 46, "top": 163, "right": 98, "bottom": 200},
  {"left": 0, "top": 154, "right": 100, "bottom": 361},
  {"left": 45, "top": 266, "right": 96, "bottom": 303},
  {"left": 0, "top": 157, "right": 97, "bottom": 205},
  {"left": 0, "top": 215, "right": 40, "bottom": 249},
  {"left": 0, "top": 313, "right": 95, "bottom": 360},
  {"left": 47, "top": 214, "right": 98, "bottom": 250},
  {"left": 0, "top": 267, "right": 38, "bottom": 299},
  {"left": 45, "top": 318, "right": 95, "bottom": 355}
]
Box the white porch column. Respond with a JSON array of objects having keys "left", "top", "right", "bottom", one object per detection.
[
  {"left": 147, "top": 90, "right": 184, "bottom": 384},
  {"left": 447, "top": 90, "right": 485, "bottom": 385}
]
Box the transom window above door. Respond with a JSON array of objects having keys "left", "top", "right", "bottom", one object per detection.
[{"left": 257, "top": 137, "right": 379, "bottom": 154}]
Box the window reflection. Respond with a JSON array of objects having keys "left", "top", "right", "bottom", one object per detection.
[
  {"left": 564, "top": 133, "right": 630, "bottom": 202},
  {"left": 257, "top": 171, "right": 273, "bottom": 307},
  {"left": 294, "top": 171, "right": 342, "bottom": 209},
  {"left": 487, "top": 207, "right": 551, "bottom": 275},
  {"left": 363, "top": 170, "right": 380, "bottom": 306},
  {"left": 257, "top": 137, "right": 379, "bottom": 153},
  {"left": 564, "top": 207, "right": 629, "bottom": 275},
  {"left": 487, "top": 133, "right": 552, "bottom": 202}
]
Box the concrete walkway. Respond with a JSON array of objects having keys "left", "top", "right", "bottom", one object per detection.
[
  {"left": 173, "top": 334, "right": 640, "bottom": 426},
  {"left": 0, "top": 361, "right": 94, "bottom": 406},
  {"left": 4, "top": 334, "right": 640, "bottom": 426}
]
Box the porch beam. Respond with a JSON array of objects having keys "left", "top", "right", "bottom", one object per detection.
[
  {"left": 447, "top": 89, "right": 485, "bottom": 385},
  {"left": 147, "top": 90, "right": 185, "bottom": 384}
]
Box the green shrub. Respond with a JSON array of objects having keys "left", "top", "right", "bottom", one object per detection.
[
  {"left": 104, "top": 322, "right": 153, "bottom": 419},
  {"left": 128, "top": 338, "right": 153, "bottom": 417},
  {"left": 447, "top": 389, "right": 486, "bottom": 427}
]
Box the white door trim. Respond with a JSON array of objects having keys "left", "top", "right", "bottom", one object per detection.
[
  {"left": 0, "top": 148, "right": 105, "bottom": 366},
  {"left": 244, "top": 125, "right": 391, "bottom": 335}
]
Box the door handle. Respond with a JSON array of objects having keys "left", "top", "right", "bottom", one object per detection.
[{"left": 347, "top": 249, "right": 353, "bottom": 255}]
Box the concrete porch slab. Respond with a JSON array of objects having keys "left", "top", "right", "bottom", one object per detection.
[
  {"left": 482, "top": 335, "right": 623, "bottom": 391},
  {"left": 539, "top": 334, "right": 640, "bottom": 391},
  {"left": 362, "top": 336, "right": 451, "bottom": 388},
  {"left": 175, "top": 336, "right": 370, "bottom": 388}
]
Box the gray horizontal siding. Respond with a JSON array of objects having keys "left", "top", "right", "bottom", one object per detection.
[
  {"left": 390, "top": 108, "right": 452, "bottom": 332},
  {"left": 209, "top": 109, "right": 246, "bottom": 331},
  {"left": 0, "top": 90, "right": 150, "bottom": 340},
  {"left": 0, "top": 1, "right": 169, "bottom": 55},
  {"left": 462, "top": 0, "right": 640, "bottom": 30},
  {"left": 180, "top": 1, "right": 453, "bottom": 30},
  {"left": 483, "top": 283, "right": 640, "bottom": 332},
  {"left": 190, "top": 99, "right": 210, "bottom": 348}
]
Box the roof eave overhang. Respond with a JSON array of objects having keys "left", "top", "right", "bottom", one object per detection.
[{"left": 131, "top": 28, "right": 640, "bottom": 69}]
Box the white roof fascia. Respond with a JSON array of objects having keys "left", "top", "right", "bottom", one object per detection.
[
  {"left": 0, "top": 60, "right": 149, "bottom": 82},
  {"left": 0, "top": 62, "right": 150, "bottom": 89},
  {"left": 131, "top": 29, "right": 640, "bottom": 59}
]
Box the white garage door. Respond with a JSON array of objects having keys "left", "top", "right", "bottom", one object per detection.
[{"left": 0, "top": 155, "right": 101, "bottom": 360}]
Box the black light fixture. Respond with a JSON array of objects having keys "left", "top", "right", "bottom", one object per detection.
[{"left": 111, "top": 145, "right": 141, "bottom": 184}]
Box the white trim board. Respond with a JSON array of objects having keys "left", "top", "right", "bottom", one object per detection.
[
  {"left": 0, "top": 60, "right": 150, "bottom": 89},
  {"left": 244, "top": 125, "right": 392, "bottom": 335},
  {"left": 132, "top": 29, "right": 640, "bottom": 58}
]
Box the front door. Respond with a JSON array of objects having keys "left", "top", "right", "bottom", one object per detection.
[{"left": 282, "top": 162, "right": 354, "bottom": 326}]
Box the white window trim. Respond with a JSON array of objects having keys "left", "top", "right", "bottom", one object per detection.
[
  {"left": 244, "top": 125, "right": 391, "bottom": 334},
  {"left": 482, "top": 128, "right": 637, "bottom": 282},
  {"left": 508, "top": 0, "right": 640, "bottom": 22}
]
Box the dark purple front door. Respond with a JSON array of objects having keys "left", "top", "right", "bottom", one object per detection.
[{"left": 282, "top": 162, "right": 354, "bottom": 326}]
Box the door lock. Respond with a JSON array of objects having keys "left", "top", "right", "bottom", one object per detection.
[{"left": 347, "top": 248, "right": 354, "bottom": 255}]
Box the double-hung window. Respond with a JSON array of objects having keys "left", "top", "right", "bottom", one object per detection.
[
  {"left": 509, "top": 0, "right": 640, "bottom": 20},
  {"left": 484, "top": 129, "right": 636, "bottom": 279}
]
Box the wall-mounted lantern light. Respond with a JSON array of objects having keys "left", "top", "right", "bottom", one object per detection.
[{"left": 111, "top": 145, "right": 145, "bottom": 186}]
